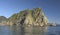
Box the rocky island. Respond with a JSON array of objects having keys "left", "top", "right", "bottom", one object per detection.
[
  {"left": 7, "top": 8, "right": 48, "bottom": 26},
  {"left": 0, "top": 8, "right": 48, "bottom": 26}
]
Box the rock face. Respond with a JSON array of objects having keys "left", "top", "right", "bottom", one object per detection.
[{"left": 8, "top": 8, "right": 48, "bottom": 26}]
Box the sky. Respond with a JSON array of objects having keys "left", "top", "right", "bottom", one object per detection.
[{"left": 0, "top": 0, "right": 60, "bottom": 24}]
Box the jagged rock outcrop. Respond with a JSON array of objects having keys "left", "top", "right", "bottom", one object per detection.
[{"left": 8, "top": 8, "right": 48, "bottom": 26}]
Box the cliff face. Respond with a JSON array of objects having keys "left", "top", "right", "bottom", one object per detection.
[{"left": 8, "top": 8, "right": 48, "bottom": 26}]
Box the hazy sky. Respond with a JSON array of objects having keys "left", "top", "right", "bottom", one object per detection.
[{"left": 0, "top": 0, "right": 60, "bottom": 24}]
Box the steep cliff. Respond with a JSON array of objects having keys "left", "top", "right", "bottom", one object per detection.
[{"left": 8, "top": 8, "right": 48, "bottom": 26}]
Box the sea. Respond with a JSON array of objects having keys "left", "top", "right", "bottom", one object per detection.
[{"left": 0, "top": 25, "right": 60, "bottom": 35}]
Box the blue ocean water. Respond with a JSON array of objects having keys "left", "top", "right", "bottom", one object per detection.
[{"left": 0, "top": 25, "right": 60, "bottom": 35}]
